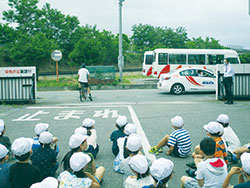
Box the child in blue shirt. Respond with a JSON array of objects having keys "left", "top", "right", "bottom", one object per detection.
[
  {"left": 31, "top": 132, "right": 58, "bottom": 179},
  {"left": 110, "top": 116, "right": 128, "bottom": 156},
  {"left": 0, "top": 144, "right": 11, "bottom": 188}
]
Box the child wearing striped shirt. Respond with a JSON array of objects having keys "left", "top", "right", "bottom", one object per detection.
[{"left": 149, "top": 116, "right": 191, "bottom": 158}]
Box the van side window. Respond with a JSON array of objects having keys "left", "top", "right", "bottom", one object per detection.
[
  {"left": 188, "top": 54, "right": 205, "bottom": 65},
  {"left": 158, "top": 53, "right": 168, "bottom": 65},
  {"left": 208, "top": 55, "right": 224, "bottom": 64},
  {"left": 145, "top": 55, "right": 153, "bottom": 65},
  {"left": 169, "top": 54, "right": 186, "bottom": 64}
]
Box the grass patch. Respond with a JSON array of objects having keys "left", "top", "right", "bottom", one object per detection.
[
  {"left": 37, "top": 77, "right": 78, "bottom": 88},
  {"left": 37, "top": 72, "right": 147, "bottom": 88}
]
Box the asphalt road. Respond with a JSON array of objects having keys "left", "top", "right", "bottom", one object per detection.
[{"left": 1, "top": 89, "right": 250, "bottom": 187}]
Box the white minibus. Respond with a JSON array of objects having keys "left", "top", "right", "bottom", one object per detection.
[
  {"left": 149, "top": 49, "right": 240, "bottom": 78},
  {"left": 142, "top": 51, "right": 154, "bottom": 76}
]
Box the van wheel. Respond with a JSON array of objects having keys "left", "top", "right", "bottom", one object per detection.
[{"left": 171, "top": 84, "right": 184, "bottom": 95}]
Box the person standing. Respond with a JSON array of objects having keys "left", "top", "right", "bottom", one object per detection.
[
  {"left": 223, "top": 58, "right": 234, "bottom": 104},
  {"left": 78, "top": 63, "right": 93, "bottom": 101}
]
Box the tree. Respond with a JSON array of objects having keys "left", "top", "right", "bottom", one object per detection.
[
  {"left": 6, "top": 33, "right": 58, "bottom": 71},
  {"left": 131, "top": 24, "right": 189, "bottom": 51},
  {"left": 186, "top": 37, "right": 224, "bottom": 49},
  {"left": 2, "top": 0, "right": 40, "bottom": 34},
  {"left": 239, "top": 52, "right": 250, "bottom": 64},
  {"left": 69, "top": 37, "right": 105, "bottom": 66},
  {"left": 0, "top": 23, "right": 17, "bottom": 44},
  {"left": 39, "top": 3, "right": 80, "bottom": 49}
]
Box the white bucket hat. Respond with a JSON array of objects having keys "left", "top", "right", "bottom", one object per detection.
[
  {"left": 74, "top": 127, "right": 88, "bottom": 135},
  {"left": 39, "top": 132, "right": 53, "bottom": 144},
  {"left": 0, "top": 119, "right": 5, "bottom": 136},
  {"left": 34, "top": 123, "right": 49, "bottom": 136},
  {"left": 82, "top": 118, "right": 95, "bottom": 128},
  {"left": 69, "top": 134, "right": 88, "bottom": 149},
  {"left": 217, "top": 114, "right": 229, "bottom": 124},
  {"left": 241, "top": 152, "right": 250, "bottom": 175},
  {"left": 116, "top": 116, "right": 127, "bottom": 127},
  {"left": 124, "top": 123, "right": 137, "bottom": 135},
  {"left": 126, "top": 134, "right": 142, "bottom": 152},
  {"left": 70, "top": 152, "right": 91, "bottom": 172},
  {"left": 11, "top": 137, "right": 33, "bottom": 156},
  {"left": 0, "top": 144, "right": 9, "bottom": 159},
  {"left": 129, "top": 154, "right": 148, "bottom": 174},
  {"left": 171, "top": 116, "right": 184, "bottom": 128},
  {"left": 150, "top": 158, "right": 174, "bottom": 181},
  {"left": 30, "top": 177, "right": 58, "bottom": 188},
  {"left": 204, "top": 121, "right": 223, "bottom": 134}
]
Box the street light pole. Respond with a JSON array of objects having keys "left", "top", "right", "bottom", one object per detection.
[{"left": 118, "top": 0, "right": 124, "bottom": 81}]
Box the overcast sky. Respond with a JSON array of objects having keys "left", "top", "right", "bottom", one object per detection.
[{"left": 1, "top": 0, "right": 250, "bottom": 49}]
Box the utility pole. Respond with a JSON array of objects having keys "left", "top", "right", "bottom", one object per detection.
[{"left": 118, "top": 0, "right": 124, "bottom": 81}]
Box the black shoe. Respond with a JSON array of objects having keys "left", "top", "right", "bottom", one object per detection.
[
  {"left": 185, "top": 168, "right": 196, "bottom": 178},
  {"left": 228, "top": 101, "right": 234, "bottom": 104},
  {"left": 186, "top": 162, "right": 197, "bottom": 169},
  {"left": 89, "top": 96, "right": 93, "bottom": 101}
]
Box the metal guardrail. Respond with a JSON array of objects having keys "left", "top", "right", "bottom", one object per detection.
[
  {"left": 0, "top": 74, "right": 36, "bottom": 104},
  {"left": 217, "top": 72, "right": 250, "bottom": 100},
  {"left": 87, "top": 66, "right": 115, "bottom": 80}
]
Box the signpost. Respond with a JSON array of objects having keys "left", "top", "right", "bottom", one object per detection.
[{"left": 51, "top": 50, "right": 62, "bottom": 83}]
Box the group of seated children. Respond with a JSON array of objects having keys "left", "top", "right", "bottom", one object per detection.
[
  {"left": 0, "top": 112, "right": 250, "bottom": 188},
  {"left": 0, "top": 118, "right": 105, "bottom": 188},
  {"left": 110, "top": 114, "right": 250, "bottom": 188}
]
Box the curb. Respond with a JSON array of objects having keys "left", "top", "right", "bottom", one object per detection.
[{"left": 37, "top": 84, "right": 157, "bottom": 91}]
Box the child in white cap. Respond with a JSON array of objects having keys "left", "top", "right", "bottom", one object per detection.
[
  {"left": 9, "top": 137, "right": 42, "bottom": 188},
  {"left": 0, "top": 143, "right": 11, "bottom": 188},
  {"left": 191, "top": 121, "right": 228, "bottom": 166},
  {"left": 74, "top": 127, "right": 89, "bottom": 136},
  {"left": 149, "top": 116, "right": 191, "bottom": 158},
  {"left": 82, "top": 118, "right": 99, "bottom": 157},
  {"left": 222, "top": 152, "right": 250, "bottom": 188},
  {"left": 113, "top": 123, "right": 137, "bottom": 173},
  {"left": 30, "top": 177, "right": 59, "bottom": 188},
  {"left": 58, "top": 152, "right": 103, "bottom": 188},
  {"left": 217, "top": 114, "right": 241, "bottom": 152},
  {"left": 0, "top": 119, "right": 11, "bottom": 150},
  {"left": 120, "top": 134, "right": 144, "bottom": 186},
  {"left": 110, "top": 115, "right": 128, "bottom": 156},
  {"left": 31, "top": 132, "right": 58, "bottom": 179},
  {"left": 61, "top": 133, "right": 105, "bottom": 179},
  {"left": 125, "top": 154, "right": 154, "bottom": 188},
  {"left": 143, "top": 158, "right": 174, "bottom": 188},
  {"left": 33, "top": 123, "right": 59, "bottom": 154}
]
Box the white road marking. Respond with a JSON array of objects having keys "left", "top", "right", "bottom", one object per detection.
[
  {"left": 127, "top": 105, "right": 156, "bottom": 162},
  {"left": 12, "top": 110, "right": 50, "bottom": 121}
]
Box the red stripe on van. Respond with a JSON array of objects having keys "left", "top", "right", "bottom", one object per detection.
[
  {"left": 158, "top": 65, "right": 170, "bottom": 78},
  {"left": 147, "top": 67, "right": 152, "bottom": 76}
]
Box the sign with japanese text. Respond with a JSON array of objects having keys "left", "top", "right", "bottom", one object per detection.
[{"left": 0, "top": 67, "right": 36, "bottom": 77}]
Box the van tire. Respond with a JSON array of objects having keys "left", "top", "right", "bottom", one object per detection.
[{"left": 171, "top": 83, "right": 184, "bottom": 95}]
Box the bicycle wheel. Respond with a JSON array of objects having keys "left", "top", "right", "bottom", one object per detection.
[{"left": 80, "top": 93, "right": 84, "bottom": 102}]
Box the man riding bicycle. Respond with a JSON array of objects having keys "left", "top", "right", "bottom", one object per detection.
[{"left": 78, "top": 63, "right": 93, "bottom": 101}]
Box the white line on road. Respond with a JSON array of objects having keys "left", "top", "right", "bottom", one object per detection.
[{"left": 127, "top": 105, "right": 156, "bottom": 162}]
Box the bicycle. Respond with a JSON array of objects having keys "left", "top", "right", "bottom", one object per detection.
[{"left": 79, "top": 86, "right": 88, "bottom": 102}]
